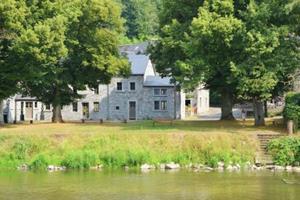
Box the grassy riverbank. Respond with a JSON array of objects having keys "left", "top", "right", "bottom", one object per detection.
[{"left": 0, "top": 120, "right": 286, "bottom": 170}]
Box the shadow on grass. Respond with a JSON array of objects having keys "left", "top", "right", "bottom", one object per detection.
[
  {"left": 119, "top": 120, "right": 286, "bottom": 133},
  {"left": 0, "top": 120, "right": 287, "bottom": 135}
]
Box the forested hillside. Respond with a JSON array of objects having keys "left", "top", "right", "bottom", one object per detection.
[{"left": 116, "top": 0, "right": 162, "bottom": 43}]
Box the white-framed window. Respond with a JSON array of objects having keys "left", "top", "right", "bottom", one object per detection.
[
  {"left": 154, "top": 88, "right": 167, "bottom": 96},
  {"left": 72, "top": 102, "right": 78, "bottom": 112},
  {"left": 117, "top": 82, "right": 123, "bottom": 91},
  {"left": 34, "top": 102, "right": 38, "bottom": 108},
  {"left": 154, "top": 101, "right": 168, "bottom": 111},
  {"left": 94, "top": 102, "right": 99, "bottom": 112},
  {"left": 130, "top": 82, "right": 136, "bottom": 91}
]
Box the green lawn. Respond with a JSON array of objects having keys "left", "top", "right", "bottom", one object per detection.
[
  {"left": 0, "top": 119, "right": 287, "bottom": 136},
  {"left": 0, "top": 120, "right": 292, "bottom": 170}
]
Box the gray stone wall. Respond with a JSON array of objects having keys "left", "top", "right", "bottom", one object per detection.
[
  {"left": 142, "top": 86, "right": 178, "bottom": 119},
  {"left": 5, "top": 76, "right": 184, "bottom": 122},
  {"left": 61, "top": 75, "right": 182, "bottom": 121}
]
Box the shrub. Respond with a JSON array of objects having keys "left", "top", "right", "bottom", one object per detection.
[
  {"left": 61, "top": 150, "right": 99, "bottom": 169},
  {"left": 267, "top": 137, "right": 300, "bottom": 166},
  {"left": 30, "top": 154, "right": 50, "bottom": 170},
  {"left": 283, "top": 92, "right": 300, "bottom": 131}
]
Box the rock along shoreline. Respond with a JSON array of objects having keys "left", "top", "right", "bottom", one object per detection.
[{"left": 17, "top": 161, "right": 300, "bottom": 173}]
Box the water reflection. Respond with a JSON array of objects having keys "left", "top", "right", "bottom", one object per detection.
[{"left": 0, "top": 170, "right": 299, "bottom": 200}]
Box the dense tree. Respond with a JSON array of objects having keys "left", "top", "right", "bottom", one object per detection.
[
  {"left": 119, "top": 0, "right": 161, "bottom": 40},
  {"left": 149, "top": 0, "right": 204, "bottom": 89},
  {"left": 0, "top": 0, "right": 28, "bottom": 124},
  {"left": 150, "top": 0, "right": 250, "bottom": 120},
  {"left": 5, "top": 0, "right": 129, "bottom": 122},
  {"left": 232, "top": 0, "right": 300, "bottom": 125},
  {"left": 152, "top": 0, "right": 299, "bottom": 124},
  {"left": 182, "top": 0, "right": 245, "bottom": 120}
]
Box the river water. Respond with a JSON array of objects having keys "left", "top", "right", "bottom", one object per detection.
[{"left": 0, "top": 170, "right": 299, "bottom": 200}]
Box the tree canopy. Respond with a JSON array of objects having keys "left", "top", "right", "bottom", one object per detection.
[
  {"left": 2, "top": 0, "right": 129, "bottom": 122},
  {"left": 151, "top": 0, "right": 300, "bottom": 125}
]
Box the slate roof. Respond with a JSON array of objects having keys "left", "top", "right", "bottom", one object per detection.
[
  {"left": 144, "top": 76, "right": 174, "bottom": 87},
  {"left": 119, "top": 42, "right": 149, "bottom": 54},
  {"left": 121, "top": 41, "right": 174, "bottom": 87},
  {"left": 127, "top": 53, "right": 150, "bottom": 75}
]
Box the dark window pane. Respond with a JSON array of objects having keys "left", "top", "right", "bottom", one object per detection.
[
  {"left": 154, "top": 89, "right": 160, "bottom": 96},
  {"left": 45, "top": 104, "right": 51, "bottom": 110},
  {"left": 94, "top": 86, "right": 99, "bottom": 94},
  {"left": 154, "top": 101, "right": 160, "bottom": 110},
  {"left": 72, "top": 102, "right": 78, "bottom": 112},
  {"left": 130, "top": 82, "right": 135, "bottom": 90},
  {"left": 117, "top": 82, "right": 122, "bottom": 91}
]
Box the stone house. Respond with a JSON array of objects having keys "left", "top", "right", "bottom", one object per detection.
[{"left": 2, "top": 44, "right": 210, "bottom": 123}]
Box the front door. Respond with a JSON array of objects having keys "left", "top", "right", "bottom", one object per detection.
[
  {"left": 82, "top": 103, "right": 89, "bottom": 119},
  {"left": 25, "top": 102, "right": 33, "bottom": 120},
  {"left": 129, "top": 101, "right": 136, "bottom": 120}
]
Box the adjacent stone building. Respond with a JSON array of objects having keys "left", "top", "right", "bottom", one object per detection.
[{"left": 2, "top": 43, "right": 209, "bottom": 123}]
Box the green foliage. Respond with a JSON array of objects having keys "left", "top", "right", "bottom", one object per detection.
[
  {"left": 268, "top": 136, "right": 300, "bottom": 166},
  {"left": 0, "top": 0, "right": 27, "bottom": 100},
  {"left": 151, "top": 0, "right": 299, "bottom": 123},
  {"left": 283, "top": 92, "right": 300, "bottom": 129},
  {"left": 185, "top": 0, "right": 244, "bottom": 91},
  {"left": 30, "top": 154, "right": 50, "bottom": 170},
  {"left": 2, "top": 0, "right": 130, "bottom": 122},
  {"left": 61, "top": 150, "right": 100, "bottom": 169},
  {"left": 118, "top": 0, "right": 161, "bottom": 40},
  {"left": 12, "top": 139, "right": 37, "bottom": 160},
  {"left": 149, "top": 0, "right": 204, "bottom": 87},
  {"left": 232, "top": 0, "right": 300, "bottom": 103},
  {"left": 0, "top": 124, "right": 257, "bottom": 170}
]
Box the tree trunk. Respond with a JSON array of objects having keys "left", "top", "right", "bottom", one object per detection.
[
  {"left": 253, "top": 98, "right": 265, "bottom": 126},
  {"left": 52, "top": 104, "right": 63, "bottom": 123},
  {"left": 220, "top": 91, "right": 234, "bottom": 120},
  {"left": 51, "top": 87, "right": 64, "bottom": 123},
  {"left": 0, "top": 100, "right": 4, "bottom": 125},
  {"left": 264, "top": 101, "right": 268, "bottom": 117}
]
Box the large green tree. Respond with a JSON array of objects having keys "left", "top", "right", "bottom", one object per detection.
[
  {"left": 182, "top": 0, "right": 246, "bottom": 120},
  {"left": 149, "top": 0, "right": 204, "bottom": 89},
  {"left": 150, "top": 0, "right": 250, "bottom": 120},
  {"left": 0, "top": 0, "right": 28, "bottom": 124},
  {"left": 232, "top": 0, "right": 300, "bottom": 126},
  {"left": 7, "top": 0, "right": 129, "bottom": 122}
]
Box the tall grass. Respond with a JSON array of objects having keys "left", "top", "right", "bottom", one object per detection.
[{"left": 0, "top": 130, "right": 258, "bottom": 170}]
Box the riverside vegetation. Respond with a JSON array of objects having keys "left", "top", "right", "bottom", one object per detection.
[
  {"left": 0, "top": 121, "right": 263, "bottom": 170},
  {"left": 0, "top": 120, "right": 298, "bottom": 171}
]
